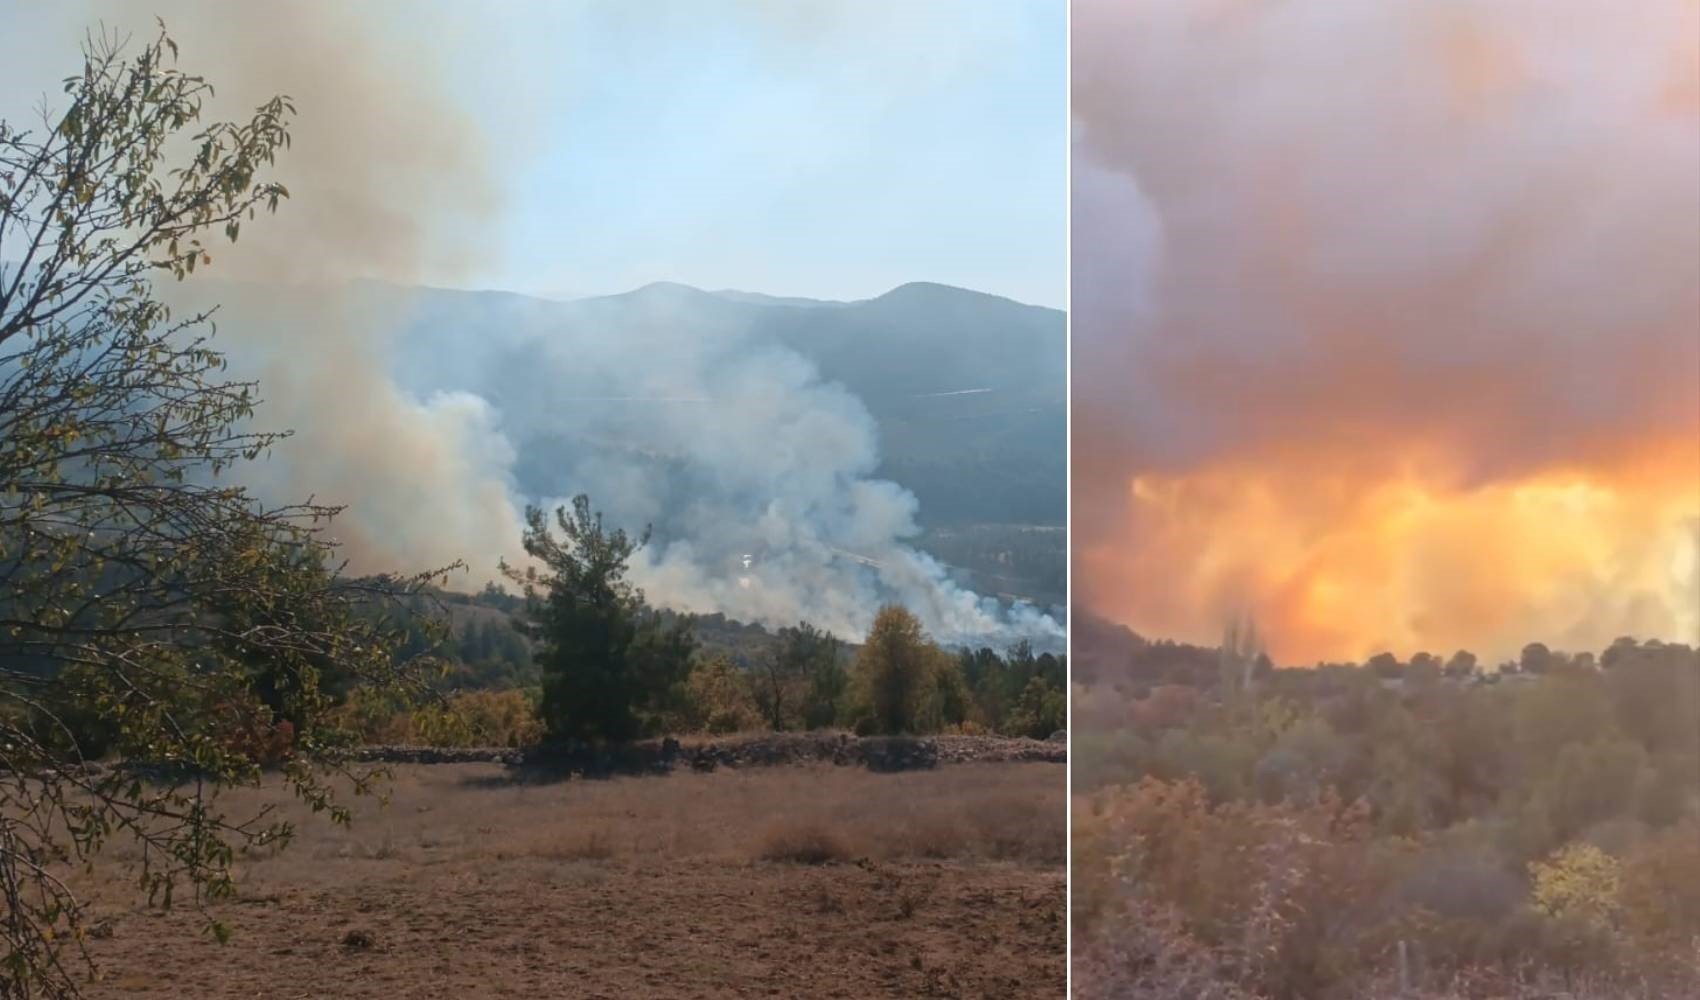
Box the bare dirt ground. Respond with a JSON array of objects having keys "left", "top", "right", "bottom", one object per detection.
[{"left": 67, "top": 761, "right": 1064, "bottom": 999}]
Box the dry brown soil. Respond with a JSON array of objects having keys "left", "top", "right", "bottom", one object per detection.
[{"left": 67, "top": 761, "right": 1064, "bottom": 999}]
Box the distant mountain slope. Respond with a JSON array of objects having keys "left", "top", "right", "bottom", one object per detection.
[{"left": 384, "top": 280, "right": 1065, "bottom": 530}]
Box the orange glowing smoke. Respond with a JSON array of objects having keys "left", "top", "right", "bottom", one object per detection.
[
  {"left": 1072, "top": 0, "right": 1700, "bottom": 663},
  {"left": 1077, "top": 438, "right": 1699, "bottom": 664}
]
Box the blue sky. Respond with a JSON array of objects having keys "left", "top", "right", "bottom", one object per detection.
[
  {"left": 1, "top": 1, "right": 1066, "bottom": 307},
  {"left": 488, "top": 2, "right": 1067, "bottom": 306}
]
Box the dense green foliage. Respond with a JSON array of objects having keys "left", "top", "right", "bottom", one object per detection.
[
  {"left": 749, "top": 621, "right": 845, "bottom": 731},
  {"left": 673, "top": 612, "right": 1066, "bottom": 738},
  {"left": 957, "top": 640, "right": 1067, "bottom": 737},
  {"left": 372, "top": 582, "right": 1063, "bottom": 742},
  {"left": 501, "top": 495, "right": 694, "bottom": 743},
  {"left": 836, "top": 607, "right": 1067, "bottom": 737},
  {"left": 1074, "top": 627, "right": 1700, "bottom": 998}
]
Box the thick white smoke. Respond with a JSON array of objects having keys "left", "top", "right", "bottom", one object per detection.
[{"left": 380, "top": 284, "right": 1065, "bottom": 648}]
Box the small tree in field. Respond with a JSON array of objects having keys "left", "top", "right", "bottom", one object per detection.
[
  {"left": 1007, "top": 676, "right": 1067, "bottom": 739},
  {"left": 501, "top": 495, "right": 694, "bottom": 743},
  {"left": 801, "top": 651, "right": 850, "bottom": 730},
  {"left": 852, "top": 605, "right": 955, "bottom": 734},
  {"left": 685, "top": 655, "right": 761, "bottom": 734},
  {"left": 1, "top": 25, "right": 447, "bottom": 997},
  {"left": 755, "top": 621, "right": 841, "bottom": 731}
]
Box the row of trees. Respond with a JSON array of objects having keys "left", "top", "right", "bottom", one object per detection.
[
  {"left": 496, "top": 493, "right": 1066, "bottom": 741},
  {"left": 1073, "top": 631, "right": 1700, "bottom": 998},
  {"left": 408, "top": 578, "right": 1068, "bottom": 740},
  {"left": 1075, "top": 613, "right": 1679, "bottom": 694},
  {"left": 1357, "top": 639, "right": 1638, "bottom": 680}
]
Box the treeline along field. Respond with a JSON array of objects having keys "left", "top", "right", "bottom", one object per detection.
[{"left": 341, "top": 555, "right": 1067, "bottom": 751}]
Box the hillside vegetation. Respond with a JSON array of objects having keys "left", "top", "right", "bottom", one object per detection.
[
  {"left": 354, "top": 575, "right": 1066, "bottom": 749},
  {"left": 1073, "top": 616, "right": 1700, "bottom": 999}
]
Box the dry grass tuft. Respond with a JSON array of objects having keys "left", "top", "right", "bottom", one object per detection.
[
  {"left": 528, "top": 828, "right": 616, "bottom": 862},
  {"left": 759, "top": 820, "right": 851, "bottom": 865},
  {"left": 890, "top": 817, "right": 969, "bottom": 859}
]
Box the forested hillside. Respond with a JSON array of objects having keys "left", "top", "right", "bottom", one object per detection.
[{"left": 1072, "top": 615, "right": 1700, "bottom": 998}]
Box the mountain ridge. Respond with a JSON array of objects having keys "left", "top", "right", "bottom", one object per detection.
[{"left": 351, "top": 276, "right": 1060, "bottom": 315}]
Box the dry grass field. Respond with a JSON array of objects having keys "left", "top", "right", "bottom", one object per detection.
[{"left": 64, "top": 761, "right": 1063, "bottom": 999}]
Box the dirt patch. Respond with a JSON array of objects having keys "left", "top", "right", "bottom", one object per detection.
[{"left": 65, "top": 762, "right": 1063, "bottom": 998}]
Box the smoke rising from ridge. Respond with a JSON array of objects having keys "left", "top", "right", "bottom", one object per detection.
[
  {"left": 1073, "top": 0, "right": 1700, "bottom": 663},
  {"left": 3, "top": 1, "right": 1061, "bottom": 648},
  {"left": 382, "top": 283, "right": 1065, "bottom": 647}
]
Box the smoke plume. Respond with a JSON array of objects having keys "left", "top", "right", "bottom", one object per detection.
[
  {"left": 0, "top": 1, "right": 529, "bottom": 577},
  {"left": 1073, "top": 0, "right": 1700, "bottom": 663},
  {"left": 5, "top": 1, "right": 1060, "bottom": 648},
  {"left": 384, "top": 284, "right": 1063, "bottom": 646}
]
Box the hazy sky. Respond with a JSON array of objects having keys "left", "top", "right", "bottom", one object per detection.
[{"left": 0, "top": 0, "right": 1066, "bottom": 306}]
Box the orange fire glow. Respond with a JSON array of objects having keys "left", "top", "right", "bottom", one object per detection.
[
  {"left": 1072, "top": 0, "right": 1700, "bottom": 663},
  {"left": 1078, "top": 438, "right": 1698, "bottom": 664}
]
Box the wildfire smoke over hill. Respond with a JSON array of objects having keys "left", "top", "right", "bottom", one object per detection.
[{"left": 1072, "top": 0, "right": 1700, "bottom": 663}]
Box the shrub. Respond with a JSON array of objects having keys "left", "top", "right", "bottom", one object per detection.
[
  {"left": 1530, "top": 842, "right": 1622, "bottom": 928},
  {"left": 329, "top": 688, "right": 541, "bottom": 747},
  {"left": 413, "top": 689, "right": 543, "bottom": 747},
  {"left": 683, "top": 656, "right": 762, "bottom": 734},
  {"left": 759, "top": 821, "right": 850, "bottom": 865},
  {"left": 1619, "top": 821, "right": 1700, "bottom": 952},
  {"left": 1007, "top": 676, "right": 1067, "bottom": 739}
]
